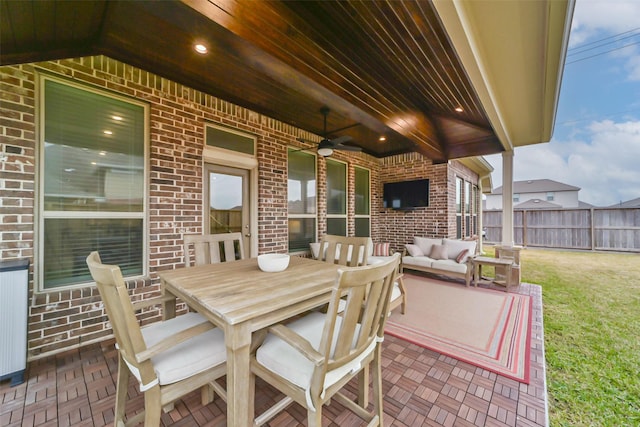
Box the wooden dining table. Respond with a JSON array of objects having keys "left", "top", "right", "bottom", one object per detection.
[{"left": 158, "top": 255, "right": 342, "bottom": 426}]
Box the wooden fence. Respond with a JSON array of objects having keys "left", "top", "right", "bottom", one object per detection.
[{"left": 483, "top": 207, "right": 640, "bottom": 252}]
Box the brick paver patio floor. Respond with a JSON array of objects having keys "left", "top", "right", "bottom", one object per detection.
[{"left": 1, "top": 279, "right": 547, "bottom": 427}]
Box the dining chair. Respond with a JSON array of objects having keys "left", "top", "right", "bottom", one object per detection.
[
  {"left": 367, "top": 243, "right": 407, "bottom": 315},
  {"left": 86, "top": 252, "right": 227, "bottom": 427},
  {"left": 314, "top": 234, "right": 372, "bottom": 266},
  {"left": 251, "top": 253, "right": 401, "bottom": 427},
  {"left": 183, "top": 232, "right": 245, "bottom": 266}
]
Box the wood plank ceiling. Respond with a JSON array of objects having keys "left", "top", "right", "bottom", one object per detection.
[{"left": 0, "top": 0, "right": 505, "bottom": 162}]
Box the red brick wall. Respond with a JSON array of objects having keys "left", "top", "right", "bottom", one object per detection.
[
  {"left": 377, "top": 154, "right": 480, "bottom": 252},
  {"left": 0, "top": 56, "right": 478, "bottom": 359}
]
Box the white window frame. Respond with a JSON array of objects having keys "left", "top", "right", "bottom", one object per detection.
[
  {"left": 37, "top": 74, "right": 149, "bottom": 291},
  {"left": 354, "top": 166, "right": 371, "bottom": 237},
  {"left": 325, "top": 158, "right": 348, "bottom": 236},
  {"left": 287, "top": 148, "right": 318, "bottom": 252}
]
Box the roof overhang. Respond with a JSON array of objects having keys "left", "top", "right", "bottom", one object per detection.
[
  {"left": 457, "top": 156, "right": 494, "bottom": 192},
  {"left": 433, "top": 0, "right": 575, "bottom": 150}
]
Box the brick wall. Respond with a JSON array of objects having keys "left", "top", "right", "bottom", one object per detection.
[
  {"left": 377, "top": 154, "right": 480, "bottom": 252},
  {"left": 0, "top": 56, "right": 479, "bottom": 359}
]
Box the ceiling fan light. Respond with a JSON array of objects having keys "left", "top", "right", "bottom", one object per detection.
[{"left": 318, "top": 147, "right": 334, "bottom": 157}]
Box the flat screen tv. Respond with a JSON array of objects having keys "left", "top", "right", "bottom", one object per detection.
[{"left": 383, "top": 179, "right": 430, "bottom": 209}]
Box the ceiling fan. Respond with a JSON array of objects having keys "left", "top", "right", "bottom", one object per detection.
[{"left": 297, "top": 107, "right": 361, "bottom": 157}]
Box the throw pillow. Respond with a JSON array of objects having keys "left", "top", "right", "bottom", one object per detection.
[
  {"left": 442, "top": 238, "right": 477, "bottom": 261},
  {"left": 405, "top": 244, "right": 424, "bottom": 257},
  {"left": 373, "top": 242, "right": 391, "bottom": 256},
  {"left": 414, "top": 236, "right": 442, "bottom": 257},
  {"left": 456, "top": 249, "right": 470, "bottom": 263},
  {"left": 429, "top": 244, "right": 448, "bottom": 260}
]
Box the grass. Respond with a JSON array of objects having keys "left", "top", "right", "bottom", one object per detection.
[{"left": 517, "top": 248, "right": 640, "bottom": 426}]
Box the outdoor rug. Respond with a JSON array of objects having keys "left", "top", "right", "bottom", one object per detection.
[{"left": 385, "top": 274, "right": 532, "bottom": 383}]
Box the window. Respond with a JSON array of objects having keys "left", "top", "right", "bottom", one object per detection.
[
  {"left": 326, "top": 159, "right": 347, "bottom": 236},
  {"left": 472, "top": 185, "right": 479, "bottom": 236},
  {"left": 513, "top": 193, "right": 520, "bottom": 202},
  {"left": 464, "top": 181, "right": 471, "bottom": 237},
  {"left": 456, "top": 177, "right": 463, "bottom": 239},
  {"left": 206, "top": 123, "right": 255, "bottom": 155},
  {"left": 40, "top": 76, "right": 147, "bottom": 289},
  {"left": 354, "top": 167, "right": 370, "bottom": 237},
  {"left": 546, "top": 192, "right": 555, "bottom": 201},
  {"left": 288, "top": 149, "right": 316, "bottom": 252}
]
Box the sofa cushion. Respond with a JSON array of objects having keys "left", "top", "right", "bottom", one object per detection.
[
  {"left": 402, "top": 255, "right": 434, "bottom": 269},
  {"left": 405, "top": 244, "right": 424, "bottom": 257},
  {"left": 431, "top": 259, "right": 468, "bottom": 275},
  {"left": 414, "top": 237, "right": 442, "bottom": 257},
  {"left": 442, "top": 239, "right": 476, "bottom": 261},
  {"left": 429, "top": 244, "right": 448, "bottom": 260}
]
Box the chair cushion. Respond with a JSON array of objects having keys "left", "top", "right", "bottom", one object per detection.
[
  {"left": 368, "top": 255, "right": 391, "bottom": 265},
  {"left": 256, "top": 311, "right": 376, "bottom": 409},
  {"left": 137, "top": 312, "right": 226, "bottom": 386},
  {"left": 390, "top": 281, "right": 402, "bottom": 302}
]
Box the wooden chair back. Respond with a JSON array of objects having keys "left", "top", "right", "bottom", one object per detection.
[
  {"left": 314, "top": 253, "right": 399, "bottom": 395},
  {"left": 85, "top": 252, "right": 155, "bottom": 385},
  {"left": 317, "top": 235, "right": 372, "bottom": 266},
  {"left": 251, "top": 254, "right": 400, "bottom": 426},
  {"left": 183, "top": 232, "right": 245, "bottom": 266}
]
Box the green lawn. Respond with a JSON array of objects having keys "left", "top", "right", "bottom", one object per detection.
[{"left": 518, "top": 248, "right": 640, "bottom": 426}]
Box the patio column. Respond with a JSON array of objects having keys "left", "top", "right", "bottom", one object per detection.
[{"left": 501, "top": 151, "right": 515, "bottom": 247}]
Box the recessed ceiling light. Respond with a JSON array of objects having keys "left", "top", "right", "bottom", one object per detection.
[
  {"left": 194, "top": 44, "right": 208, "bottom": 54},
  {"left": 103, "top": 130, "right": 113, "bottom": 135},
  {"left": 379, "top": 136, "right": 386, "bottom": 141},
  {"left": 99, "top": 151, "right": 106, "bottom": 156},
  {"left": 112, "top": 115, "right": 123, "bottom": 121},
  {"left": 454, "top": 106, "right": 464, "bottom": 113}
]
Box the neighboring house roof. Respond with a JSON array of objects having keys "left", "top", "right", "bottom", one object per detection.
[
  {"left": 514, "top": 199, "right": 562, "bottom": 209},
  {"left": 578, "top": 201, "right": 596, "bottom": 208},
  {"left": 491, "top": 179, "right": 580, "bottom": 194},
  {"left": 607, "top": 197, "right": 640, "bottom": 208}
]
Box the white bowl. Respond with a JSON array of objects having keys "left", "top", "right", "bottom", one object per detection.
[{"left": 257, "top": 253, "right": 290, "bottom": 272}]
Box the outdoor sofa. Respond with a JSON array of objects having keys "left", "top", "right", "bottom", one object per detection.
[{"left": 401, "top": 237, "right": 477, "bottom": 287}]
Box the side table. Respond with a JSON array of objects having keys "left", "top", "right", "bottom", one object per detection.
[{"left": 472, "top": 256, "right": 514, "bottom": 292}]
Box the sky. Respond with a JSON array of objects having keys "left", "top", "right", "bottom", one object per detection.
[{"left": 485, "top": 0, "right": 640, "bottom": 207}]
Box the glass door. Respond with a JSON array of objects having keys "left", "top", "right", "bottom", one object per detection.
[{"left": 205, "top": 164, "right": 251, "bottom": 254}]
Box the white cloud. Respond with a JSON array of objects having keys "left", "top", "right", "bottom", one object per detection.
[
  {"left": 570, "top": 0, "right": 640, "bottom": 44},
  {"left": 569, "top": 0, "right": 640, "bottom": 80},
  {"left": 486, "top": 120, "right": 640, "bottom": 207}
]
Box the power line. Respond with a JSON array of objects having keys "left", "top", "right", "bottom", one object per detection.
[
  {"left": 566, "top": 39, "right": 640, "bottom": 64},
  {"left": 567, "top": 31, "right": 640, "bottom": 56},
  {"left": 568, "top": 26, "right": 640, "bottom": 52}
]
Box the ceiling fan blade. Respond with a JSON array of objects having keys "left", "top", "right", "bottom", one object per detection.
[
  {"left": 329, "top": 135, "right": 352, "bottom": 145},
  {"left": 335, "top": 144, "right": 361, "bottom": 152}
]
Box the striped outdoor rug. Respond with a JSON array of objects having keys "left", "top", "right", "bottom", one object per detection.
[{"left": 385, "top": 274, "right": 532, "bottom": 383}]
